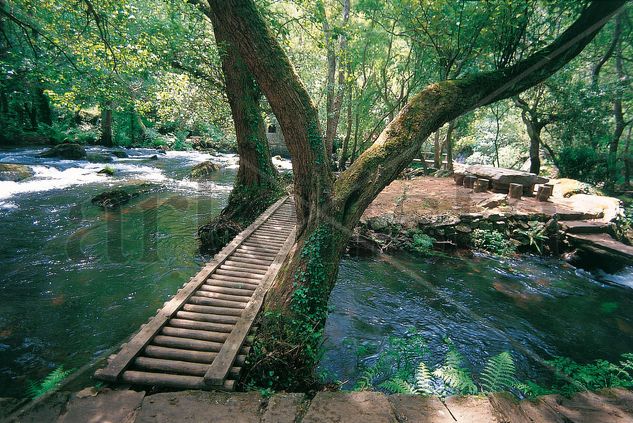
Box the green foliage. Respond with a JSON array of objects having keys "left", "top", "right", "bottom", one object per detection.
[
  {"left": 471, "top": 229, "right": 516, "bottom": 256},
  {"left": 407, "top": 231, "right": 436, "bottom": 255},
  {"left": 480, "top": 351, "right": 517, "bottom": 393},
  {"left": 557, "top": 146, "right": 608, "bottom": 185},
  {"left": 431, "top": 341, "right": 478, "bottom": 395},
  {"left": 515, "top": 221, "right": 548, "bottom": 254},
  {"left": 26, "top": 366, "right": 73, "bottom": 399},
  {"left": 544, "top": 354, "right": 633, "bottom": 396}
]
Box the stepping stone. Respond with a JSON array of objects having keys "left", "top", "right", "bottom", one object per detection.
[
  {"left": 444, "top": 395, "right": 500, "bottom": 422},
  {"left": 57, "top": 389, "right": 145, "bottom": 423},
  {"left": 540, "top": 391, "right": 633, "bottom": 423},
  {"left": 135, "top": 391, "right": 263, "bottom": 423},
  {"left": 488, "top": 392, "right": 565, "bottom": 423},
  {"left": 8, "top": 392, "right": 69, "bottom": 423},
  {"left": 388, "top": 395, "right": 453, "bottom": 422},
  {"left": 302, "top": 392, "right": 397, "bottom": 423},
  {"left": 560, "top": 220, "right": 610, "bottom": 234},
  {"left": 262, "top": 393, "right": 305, "bottom": 423}
]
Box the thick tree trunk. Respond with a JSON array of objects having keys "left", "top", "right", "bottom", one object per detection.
[
  {"left": 198, "top": 9, "right": 282, "bottom": 255},
  {"left": 624, "top": 126, "right": 632, "bottom": 187},
  {"left": 36, "top": 87, "right": 52, "bottom": 126},
  {"left": 100, "top": 102, "right": 113, "bottom": 147},
  {"left": 523, "top": 118, "right": 543, "bottom": 175},
  {"left": 205, "top": 0, "right": 624, "bottom": 390}
]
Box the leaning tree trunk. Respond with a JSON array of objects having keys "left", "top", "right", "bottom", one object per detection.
[
  {"left": 206, "top": 0, "right": 624, "bottom": 390},
  {"left": 198, "top": 10, "right": 282, "bottom": 255}
]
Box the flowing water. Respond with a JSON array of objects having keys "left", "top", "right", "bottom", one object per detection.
[
  {"left": 1, "top": 146, "right": 632, "bottom": 398},
  {"left": 319, "top": 252, "right": 633, "bottom": 389},
  {"left": 0, "top": 146, "right": 237, "bottom": 397}
]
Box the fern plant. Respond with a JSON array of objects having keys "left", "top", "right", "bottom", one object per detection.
[
  {"left": 26, "top": 366, "right": 73, "bottom": 399},
  {"left": 480, "top": 352, "right": 517, "bottom": 393},
  {"left": 515, "top": 222, "right": 548, "bottom": 254},
  {"left": 432, "top": 343, "right": 477, "bottom": 395}
]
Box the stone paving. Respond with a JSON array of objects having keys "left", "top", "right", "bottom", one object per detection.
[{"left": 4, "top": 388, "right": 633, "bottom": 422}]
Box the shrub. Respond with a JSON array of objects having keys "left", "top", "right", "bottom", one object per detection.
[
  {"left": 471, "top": 229, "right": 516, "bottom": 256},
  {"left": 558, "top": 145, "right": 607, "bottom": 185}
]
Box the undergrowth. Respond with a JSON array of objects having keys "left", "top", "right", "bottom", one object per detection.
[
  {"left": 352, "top": 333, "right": 633, "bottom": 399},
  {"left": 471, "top": 229, "right": 516, "bottom": 256},
  {"left": 26, "top": 366, "right": 73, "bottom": 399}
]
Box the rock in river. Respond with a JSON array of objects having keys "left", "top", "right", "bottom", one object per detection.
[
  {"left": 40, "top": 143, "right": 87, "bottom": 160},
  {"left": 190, "top": 161, "right": 221, "bottom": 179},
  {"left": 0, "top": 164, "right": 33, "bottom": 181},
  {"left": 111, "top": 150, "right": 128, "bottom": 158},
  {"left": 91, "top": 184, "right": 152, "bottom": 209}
]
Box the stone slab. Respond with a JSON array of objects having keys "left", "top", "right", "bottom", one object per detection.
[
  {"left": 488, "top": 392, "right": 565, "bottom": 423},
  {"left": 302, "top": 392, "right": 397, "bottom": 423},
  {"left": 444, "top": 395, "right": 500, "bottom": 422},
  {"left": 0, "top": 398, "right": 22, "bottom": 419},
  {"left": 261, "top": 393, "right": 305, "bottom": 423},
  {"left": 134, "top": 391, "right": 263, "bottom": 423},
  {"left": 388, "top": 395, "right": 453, "bottom": 422},
  {"left": 57, "top": 388, "right": 145, "bottom": 423},
  {"left": 9, "top": 392, "right": 70, "bottom": 423},
  {"left": 540, "top": 391, "right": 633, "bottom": 423}
]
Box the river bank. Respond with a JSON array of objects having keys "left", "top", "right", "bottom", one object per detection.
[{"left": 351, "top": 176, "right": 632, "bottom": 272}]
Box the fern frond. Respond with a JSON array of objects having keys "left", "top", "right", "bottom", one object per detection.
[
  {"left": 414, "top": 361, "right": 435, "bottom": 395},
  {"left": 25, "top": 366, "right": 73, "bottom": 398},
  {"left": 433, "top": 366, "right": 477, "bottom": 395},
  {"left": 480, "top": 352, "right": 517, "bottom": 393},
  {"left": 379, "top": 378, "right": 415, "bottom": 394}
]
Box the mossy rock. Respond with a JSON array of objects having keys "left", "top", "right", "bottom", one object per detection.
[
  {"left": 91, "top": 184, "right": 152, "bottom": 209},
  {"left": 87, "top": 153, "right": 113, "bottom": 163},
  {"left": 0, "top": 164, "right": 33, "bottom": 181},
  {"left": 97, "top": 167, "right": 115, "bottom": 176},
  {"left": 40, "top": 143, "right": 87, "bottom": 160},
  {"left": 111, "top": 150, "right": 129, "bottom": 158},
  {"left": 190, "top": 161, "right": 222, "bottom": 179}
]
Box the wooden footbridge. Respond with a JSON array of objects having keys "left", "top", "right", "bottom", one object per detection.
[{"left": 95, "top": 197, "right": 296, "bottom": 391}]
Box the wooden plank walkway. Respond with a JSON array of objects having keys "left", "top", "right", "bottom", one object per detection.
[{"left": 94, "top": 196, "right": 296, "bottom": 391}]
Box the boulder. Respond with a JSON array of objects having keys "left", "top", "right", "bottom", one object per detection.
[
  {"left": 91, "top": 184, "right": 152, "bottom": 209},
  {"left": 190, "top": 161, "right": 222, "bottom": 179},
  {"left": 549, "top": 178, "right": 601, "bottom": 198},
  {"left": 86, "top": 153, "right": 113, "bottom": 163},
  {"left": 39, "top": 143, "right": 87, "bottom": 160},
  {"left": 149, "top": 155, "right": 159, "bottom": 160},
  {"left": 0, "top": 164, "right": 33, "bottom": 181},
  {"left": 111, "top": 150, "right": 128, "bottom": 158}
]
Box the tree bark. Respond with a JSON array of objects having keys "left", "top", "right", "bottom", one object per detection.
[
  {"left": 36, "top": 87, "right": 52, "bottom": 126},
  {"left": 206, "top": 0, "right": 624, "bottom": 389},
  {"left": 605, "top": 12, "right": 625, "bottom": 191},
  {"left": 197, "top": 7, "right": 282, "bottom": 254},
  {"left": 433, "top": 130, "right": 441, "bottom": 168},
  {"left": 337, "top": 85, "right": 353, "bottom": 170},
  {"left": 100, "top": 101, "right": 113, "bottom": 146},
  {"left": 445, "top": 120, "right": 455, "bottom": 172}
]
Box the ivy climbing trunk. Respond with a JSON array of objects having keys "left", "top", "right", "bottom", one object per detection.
[
  {"left": 205, "top": 0, "right": 624, "bottom": 390},
  {"left": 197, "top": 8, "right": 281, "bottom": 254}
]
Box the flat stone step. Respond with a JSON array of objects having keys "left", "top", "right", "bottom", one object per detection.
[
  {"left": 560, "top": 220, "right": 610, "bottom": 234},
  {"left": 568, "top": 233, "right": 633, "bottom": 261}
]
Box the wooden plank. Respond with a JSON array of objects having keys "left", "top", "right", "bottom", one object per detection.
[
  {"left": 95, "top": 197, "right": 289, "bottom": 382},
  {"left": 197, "top": 286, "right": 254, "bottom": 297},
  {"left": 161, "top": 327, "right": 229, "bottom": 342},
  {"left": 189, "top": 296, "right": 247, "bottom": 309},
  {"left": 133, "top": 357, "right": 242, "bottom": 379},
  {"left": 231, "top": 252, "right": 275, "bottom": 262},
  {"left": 224, "top": 260, "right": 270, "bottom": 271},
  {"left": 220, "top": 264, "right": 268, "bottom": 275},
  {"left": 182, "top": 304, "right": 243, "bottom": 317},
  {"left": 169, "top": 318, "right": 235, "bottom": 332},
  {"left": 191, "top": 291, "right": 250, "bottom": 303},
  {"left": 152, "top": 335, "right": 224, "bottom": 352},
  {"left": 143, "top": 345, "right": 247, "bottom": 365},
  {"left": 121, "top": 371, "right": 235, "bottom": 391},
  {"left": 214, "top": 269, "right": 264, "bottom": 280},
  {"left": 205, "top": 278, "right": 258, "bottom": 290},
  {"left": 177, "top": 309, "right": 240, "bottom": 324},
  {"left": 204, "top": 226, "right": 297, "bottom": 386},
  {"left": 225, "top": 256, "right": 273, "bottom": 266}
]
